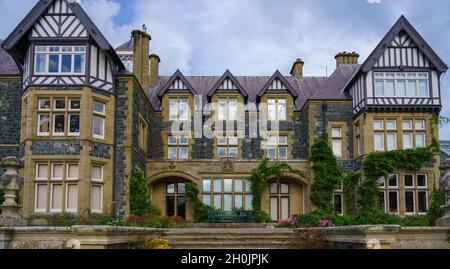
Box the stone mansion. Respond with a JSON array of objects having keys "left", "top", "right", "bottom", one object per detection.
[{"left": 0, "top": 0, "right": 447, "bottom": 221}]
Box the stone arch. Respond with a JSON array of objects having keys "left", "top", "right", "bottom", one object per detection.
[{"left": 147, "top": 171, "right": 199, "bottom": 186}]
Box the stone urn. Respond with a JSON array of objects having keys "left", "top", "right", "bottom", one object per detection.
[
  {"left": 0, "top": 156, "right": 24, "bottom": 224},
  {"left": 436, "top": 159, "right": 450, "bottom": 227}
]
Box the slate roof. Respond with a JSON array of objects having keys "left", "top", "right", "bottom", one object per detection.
[
  {"left": 116, "top": 39, "right": 133, "bottom": 51},
  {"left": 0, "top": 40, "right": 19, "bottom": 76},
  {"left": 148, "top": 64, "right": 360, "bottom": 111},
  {"left": 440, "top": 141, "right": 450, "bottom": 157}
]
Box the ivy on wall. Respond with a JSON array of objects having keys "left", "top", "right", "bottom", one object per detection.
[
  {"left": 359, "top": 147, "right": 435, "bottom": 212},
  {"left": 309, "top": 136, "right": 341, "bottom": 212},
  {"left": 343, "top": 173, "right": 359, "bottom": 215},
  {"left": 247, "top": 158, "right": 306, "bottom": 212},
  {"left": 185, "top": 182, "right": 212, "bottom": 223}
]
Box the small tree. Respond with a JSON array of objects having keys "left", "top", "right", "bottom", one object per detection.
[
  {"left": 343, "top": 173, "right": 359, "bottom": 214},
  {"left": 185, "top": 182, "right": 212, "bottom": 223},
  {"left": 310, "top": 136, "right": 341, "bottom": 212},
  {"left": 130, "top": 171, "right": 160, "bottom": 216},
  {"left": 427, "top": 189, "right": 446, "bottom": 225}
]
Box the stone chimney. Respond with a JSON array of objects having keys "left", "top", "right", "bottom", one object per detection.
[
  {"left": 290, "top": 58, "right": 304, "bottom": 79},
  {"left": 335, "top": 51, "right": 359, "bottom": 67},
  {"left": 149, "top": 54, "right": 161, "bottom": 87},
  {"left": 132, "top": 26, "right": 151, "bottom": 90}
]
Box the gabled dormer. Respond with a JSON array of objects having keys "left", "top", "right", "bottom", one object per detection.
[
  {"left": 158, "top": 70, "right": 197, "bottom": 122},
  {"left": 258, "top": 70, "right": 298, "bottom": 100},
  {"left": 345, "top": 16, "right": 448, "bottom": 116},
  {"left": 207, "top": 70, "right": 247, "bottom": 101},
  {"left": 1, "top": 0, "right": 124, "bottom": 93},
  {"left": 258, "top": 70, "right": 297, "bottom": 121}
]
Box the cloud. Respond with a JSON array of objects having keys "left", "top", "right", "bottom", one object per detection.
[{"left": 1, "top": 0, "right": 450, "bottom": 138}]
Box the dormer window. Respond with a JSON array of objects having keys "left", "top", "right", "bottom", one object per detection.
[
  {"left": 35, "top": 46, "right": 86, "bottom": 75},
  {"left": 268, "top": 98, "right": 286, "bottom": 121},
  {"left": 217, "top": 98, "right": 238, "bottom": 121}
]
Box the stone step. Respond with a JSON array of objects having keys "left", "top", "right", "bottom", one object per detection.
[{"left": 169, "top": 241, "right": 301, "bottom": 249}]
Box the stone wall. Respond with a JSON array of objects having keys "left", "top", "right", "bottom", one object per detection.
[
  {"left": 0, "top": 226, "right": 166, "bottom": 249},
  {"left": 298, "top": 225, "right": 450, "bottom": 249},
  {"left": 30, "top": 141, "right": 82, "bottom": 156},
  {"left": 313, "top": 102, "right": 354, "bottom": 172},
  {"left": 0, "top": 79, "right": 22, "bottom": 177},
  {"left": 113, "top": 81, "right": 129, "bottom": 215}
]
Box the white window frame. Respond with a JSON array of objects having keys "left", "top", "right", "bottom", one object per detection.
[
  {"left": 90, "top": 184, "right": 104, "bottom": 214},
  {"left": 417, "top": 191, "right": 429, "bottom": 215},
  {"left": 416, "top": 174, "right": 428, "bottom": 189},
  {"left": 66, "top": 163, "right": 79, "bottom": 181},
  {"left": 49, "top": 183, "right": 63, "bottom": 213},
  {"left": 34, "top": 45, "right": 86, "bottom": 75},
  {"left": 92, "top": 101, "right": 106, "bottom": 140},
  {"left": 68, "top": 99, "right": 81, "bottom": 111},
  {"left": 374, "top": 132, "right": 385, "bottom": 151},
  {"left": 404, "top": 174, "right": 415, "bottom": 188},
  {"left": 65, "top": 183, "right": 78, "bottom": 213},
  {"left": 68, "top": 114, "right": 81, "bottom": 136},
  {"left": 37, "top": 113, "right": 51, "bottom": 136},
  {"left": 373, "top": 72, "right": 429, "bottom": 98},
  {"left": 38, "top": 98, "right": 51, "bottom": 111},
  {"left": 91, "top": 165, "right": 104, "bottom": 183},
  {"left": 404, "top": 190, "right": 416, "bottom": 215},
  {"left": 51, "top": 163, "right": 64, "bottom": 181},
  {"left": 34, "top": 183, "right": 48, "bottom": 213},
  {"left": 387, "top": 174, "right": 399, "bottom": 189},
  {"left": 35, "top": 163, "right": 49, "bottom": 181},
  {"left": 52, "top": 113, "right": 66, "bottom": 136}
]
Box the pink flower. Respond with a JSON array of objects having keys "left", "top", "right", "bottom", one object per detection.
[{"left": 319, "top": 219, "right": 335, "bottom": 227}]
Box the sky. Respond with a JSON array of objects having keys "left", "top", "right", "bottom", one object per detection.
[{"left": 0, "top": 0, "right": 449, "bottom": 139}]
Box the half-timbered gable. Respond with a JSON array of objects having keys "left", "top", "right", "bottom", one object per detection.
[
  {"left": 207, "top": 70, "right": 248, "bottom": 101},
  {"left": 1, "top": 0, "right": 124, "bottom": 93},
  {"left": 158, "top": 70, "right": 198, "bottom": 98},
  {"left": 257, "top": 70, "right": 297, "bottom": 100},
  {"left": 345, "top": 16, "right": 447, "bottom": 116}
]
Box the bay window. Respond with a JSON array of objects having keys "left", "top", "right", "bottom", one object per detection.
[
  {"left": 37, "top": 97, "right": 80, "bottom": 137},
  {"left": 34, "top": 46, "right": 86, "bottom": 74},
  {"left": 374, "top": 72, "right": 429, "bottom": 97},
  {"left": 34, "top": 162, "right": 79, "bottom": 213}
]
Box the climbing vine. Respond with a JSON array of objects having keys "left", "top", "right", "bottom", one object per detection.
[
  {"left": 247, "top": 158, "right": 306, "bottom": 220},
  {"left": 359, "top": 147, "right": 434, "bottom": 212},
  {"left": 185, "top": 182, "right": 212, "bottom": 223},
  {"left": 309, "top": 136, "right": 342, "bottom": 212},
  {"left": 343, "top": 173, "right": 359, "bottom": 215}
]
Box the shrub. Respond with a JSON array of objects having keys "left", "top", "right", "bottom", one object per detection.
[
  {"left": 427, "top": 189, "right": 446, "bottom": 225},
  {"left": 254, "top": 211, "right": 273, "bottom": 223},
  {"left": 293, "top": 229, "right": 328, "bottom": 249},
  {"left": 296, "top": 211, "right": 328, "bottom": 227},
  {"left": 399, "top": 215, "right": 430, "bottom": 227},
  {"left": 126, "top": 215, "right": 186, "bottom": 228},
  {"left": 45, "top": 213, "right": 79, "bottom": 227},
  {"left": 130, "top": 171, "right": 161, "bottom": 217}
]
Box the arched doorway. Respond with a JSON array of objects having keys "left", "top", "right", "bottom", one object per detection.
[
  {"left": 263, "top": 174, "right": 309, "bottom": 221},
  {"left": 148, "top": 172, "right": 198, "bottom": 221}
]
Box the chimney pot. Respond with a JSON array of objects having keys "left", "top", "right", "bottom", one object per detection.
[
  {"left": 335, "top": 51, "right": 359, "bottom": 67},
  {"left": 290, "top": 58, "right": 305, "bottom": 79},
  {"left": 132, "top": 29, "right": 151, "bottom": 90},
  {"left": 149, "top": 54, "right": 161, "bottom": 87}
]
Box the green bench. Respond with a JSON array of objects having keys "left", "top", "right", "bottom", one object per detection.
[{"left": 208, "top": 210, "right": 255, "bottom": 223}]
